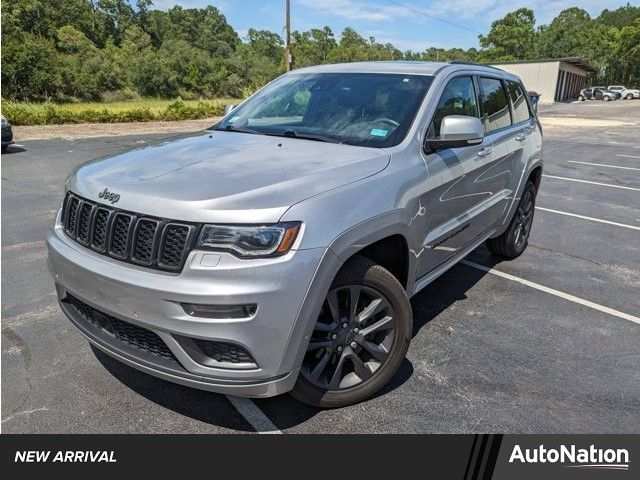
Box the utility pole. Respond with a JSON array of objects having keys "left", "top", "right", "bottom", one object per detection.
[{"left": 285, "top": 0, "right": 292, "bottom": 71}]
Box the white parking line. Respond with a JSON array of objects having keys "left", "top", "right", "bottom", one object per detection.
[
  {"left": 542, "top": 174, "right": 640, "bottom": 192},
  {"left": 226, "top": 396, "right": 282, "bottom": 434},
  {"left": 461, "top": 260, "right": 640, "bottom": 325},
  {"left": 536, "top": 207, "right": 640, "bottom": 231},
  {"left": 568, "top": 161, "right": 640, "bottom": 172},
  {"left": 617, "top": 154, "right": 640, "bottom": 160}
]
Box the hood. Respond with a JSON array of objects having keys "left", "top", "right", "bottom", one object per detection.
[{"left": 69, "top": 131, "right": 390, "bottom": 223}]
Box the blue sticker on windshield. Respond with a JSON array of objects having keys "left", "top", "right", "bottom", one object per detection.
[
  {"left": 370, "top": 128, "right": 389, "bottom": 137},
  {"left": 229, "top": 116, "right": 240, "bottom": 123}
]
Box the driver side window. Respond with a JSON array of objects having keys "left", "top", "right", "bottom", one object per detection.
[{"left": 429, "top": 76, "right": 479, "bottom": 138}]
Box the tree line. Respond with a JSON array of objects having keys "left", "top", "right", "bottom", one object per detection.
[{"left": 2, "top": 1, "right": 639, "bottom": 102}]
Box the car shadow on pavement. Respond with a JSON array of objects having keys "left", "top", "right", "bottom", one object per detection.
[
  {"left": 253, "top": 248, "right": 501, "bottom": 431},
  {"left": 94, "top": 247, "right": 502, "bottom": 432},
  {"left": 92, "top": 345, "right": 258, "bottom": 432},
  {"left": 2, "top": 145, "right": 27, "bottom": 154},
  {"left": 410, "top": 249, "right": 498, "bottom": 338}
]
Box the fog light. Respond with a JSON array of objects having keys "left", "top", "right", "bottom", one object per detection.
[{"left": 181, "top": 303, "right": 257, "bottom": 319}]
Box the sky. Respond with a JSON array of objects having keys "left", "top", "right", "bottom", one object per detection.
[{"left": 150, "top": 0, "right": 634, "bottom": 51}]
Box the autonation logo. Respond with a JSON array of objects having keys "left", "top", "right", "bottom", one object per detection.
[{"left": 509, "top": 444, "right": 630, "bottom": 471}]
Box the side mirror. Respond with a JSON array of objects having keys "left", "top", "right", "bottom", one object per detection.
[
  {"left": 425, "top": 115, "right": 484, "bottom": 152},
  {"left": 224, "top": 104, "right": 238, "bottom": 115}
]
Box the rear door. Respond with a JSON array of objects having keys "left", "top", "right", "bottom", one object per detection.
[{"left": 503, "top": 79, "right": 539, "bottom": 216}]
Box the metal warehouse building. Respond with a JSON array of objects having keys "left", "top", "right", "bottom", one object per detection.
[{"left": 490, "top": 57, "right": 597, "bottom": 104}]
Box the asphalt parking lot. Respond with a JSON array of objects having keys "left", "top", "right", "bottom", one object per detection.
[{"left": 2, "top": 100, "right": 639, "bottom": 433}]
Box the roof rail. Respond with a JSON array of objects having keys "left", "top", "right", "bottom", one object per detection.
[{"left": 448, "top": 60, "right": 503, "bottom": 71}]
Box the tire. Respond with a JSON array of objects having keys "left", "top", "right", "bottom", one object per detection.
[
  {"left": 627, "top": 93, "right": 634, "bottom": 100},
  {"left": 603, "top": 95, "right": 610, "bottom": 102},
  {"left": 291, "top": 255, "right": 412, "bottom": 408},
  {"left": 1, "top": 145, "right": 7, "bottom": 154},
  {"left": 485, "top": 180, "right": 537, "bottom": 259},
  {"left": 578, "top": 95, "right": 584, "bottom": 101}
]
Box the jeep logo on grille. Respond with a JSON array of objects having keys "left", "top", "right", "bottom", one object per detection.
[{"left": 98, "top": 188, "right": 120, "bottom": 204}]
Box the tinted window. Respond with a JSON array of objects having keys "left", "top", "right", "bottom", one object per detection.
[
  {"left": 430, "top": 76, "right": 478, "bottom": 137},
  {"left": 216, "top": 73, "right": 433, "bottom": 148},
  {"left": 507, "top": 81, "right": 531, "bottom": 124},
  {"left": 479, "top": 77, "right": 511, "bottom": 133}
]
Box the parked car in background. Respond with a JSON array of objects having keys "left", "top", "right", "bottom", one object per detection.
[
  {"left": 1, "top": 115, "right": 14, "bottom": 153},
  {"left": 595, "top": 86, "right": 621, "bottom": 99},
  {"left": 607, "top": 85, "right": 640, "bottom": 100},
  {"left": 578, "top": 87, "right": 617, "bottom": 102}
]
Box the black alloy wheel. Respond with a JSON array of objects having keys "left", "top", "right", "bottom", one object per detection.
[
  {"left": 485, "top": 180, "right": 538, "bottom": 258},
  {"left": 303, "top": 284, "right": 396, "bottom": 390},
  {"left": 291, "top": 256, "right": 412, "bottom": 408},
  {"left": 513, "top": 187, "right": 535, "bottom": 251}
]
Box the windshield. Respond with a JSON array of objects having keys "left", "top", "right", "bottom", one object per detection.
[{"left": 216, "top": 72, "right": 433, "bottom": 147}]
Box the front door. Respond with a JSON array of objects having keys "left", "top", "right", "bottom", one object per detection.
[{"left": 413, "top": 75, "right": 488, "bottom": 277}]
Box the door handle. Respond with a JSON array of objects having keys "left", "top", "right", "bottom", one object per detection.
[
  {"left": 476, "top": 146, "right": 493, "bottom": 158},
  {"left": 515, "top": 133, "right": 528, "bottom": 142}
]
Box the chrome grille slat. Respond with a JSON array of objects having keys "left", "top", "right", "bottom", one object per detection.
[{"left": 61, "top": 193, "right": 194, "bottom": 272}]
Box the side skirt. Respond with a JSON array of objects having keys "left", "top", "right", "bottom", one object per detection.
[{"left": 410, "top": 228, "right": 496, "bottom": 297}]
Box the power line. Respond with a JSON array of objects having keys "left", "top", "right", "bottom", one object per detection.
[{"left": 382, "top": 0, "right": 483, "bottom": 36}]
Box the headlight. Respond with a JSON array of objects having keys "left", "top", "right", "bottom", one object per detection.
[
  {"left": 1, "top": 117, "right": 8, "bottom": 127},
  {"left": 197, "top": 222, "right": 301, "bottom": 258}
]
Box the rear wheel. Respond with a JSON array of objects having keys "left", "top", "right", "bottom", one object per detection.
[
  {"left": 291, "top": 255, "right": 412, "bottom": 408},
  {"left": 486, "top": 180, "right": 537, "bottom": 259},
  {"left": 578, "top": 95, "right": 584, "bottom": 101}
]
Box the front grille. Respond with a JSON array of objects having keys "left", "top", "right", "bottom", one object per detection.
[
  {"left": 193, "top": 339, "right": 255, "bottom": 364},
  {"left": 76, "top": 202, "right": 94, "bottom": 245},
  {"left": 66, "top": 295, "right": 175, "bottom": 360},
  {"left": 62, "top": 193, "right": 196, "bottom": 272},
  {"left": 159, "top": 224, "right": 191, "bottom": 269}
]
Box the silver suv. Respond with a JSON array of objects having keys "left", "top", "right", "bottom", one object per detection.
[{"left": 47, "top": 62, "right": 542, "bottom": 407}]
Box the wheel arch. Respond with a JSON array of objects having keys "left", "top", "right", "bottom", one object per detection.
[
  {"left": 327, "top": 210, "right": 415, "bottom": 292},
  {"left": 277, "top": 212, "right": 416, "bottom": 379},
  {"left": 528, "top": 165, "right": 542, "bottom": 191}
]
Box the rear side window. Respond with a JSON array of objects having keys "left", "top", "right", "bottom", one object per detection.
[
  {"left": 507, "top": 81, "right": 531, "bottom": 124},
  {"left": 478, "top": 77, "right": 511, "bottom": 133},
  {"left": 429, "top": 76, "right": 478, "bottom": 137}
]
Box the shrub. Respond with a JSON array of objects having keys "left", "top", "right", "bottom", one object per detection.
[
  {"left": 1, "top": 98, "right": 229, "bottom": 125},
  {"left": 101, "top": 89, "right": 141, "bottom": 103}
]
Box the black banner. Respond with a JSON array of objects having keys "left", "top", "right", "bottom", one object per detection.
[{"left": 1, "top": 434, "right": 636, "bottom": 478}]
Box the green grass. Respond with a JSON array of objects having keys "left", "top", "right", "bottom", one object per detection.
[{"left": 1, "top": 97, "right": 242, "bottom": 126}]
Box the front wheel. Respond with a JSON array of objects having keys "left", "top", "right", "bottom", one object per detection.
[
  {"left": 603, "top": 95, "right": 611, "bottom": 102},
  {"left": 486, "top": 180, "right": 537, "bottom": 259},
  {"left": 627, "top": 93, "right": 634, "bottom": 100},
  {"left": 578, "top": 95, "right": 584, "bottom": 101},
  {"left": 291, "top": 256, "right": 412, "bottom": 408}
]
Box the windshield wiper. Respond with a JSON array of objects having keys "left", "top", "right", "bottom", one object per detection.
[
  {"left": 216, "top": 124, "right": 265, "bottom": 135},
  {"left": 278, "top": 129, "right": 339, "bottom": 143}
]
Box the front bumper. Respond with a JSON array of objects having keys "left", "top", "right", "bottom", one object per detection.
[{"left": 47, "top": 218, "right": 333, "bottom": 397}]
